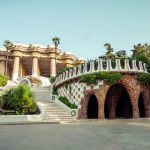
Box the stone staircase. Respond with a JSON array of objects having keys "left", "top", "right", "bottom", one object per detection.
[{"left": 32, "top": 87, "right": 76, "bottom": 123}]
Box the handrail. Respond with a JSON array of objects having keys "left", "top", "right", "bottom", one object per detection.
[{"left": 55, "top": 58, "right": 148, "bottom": 86}]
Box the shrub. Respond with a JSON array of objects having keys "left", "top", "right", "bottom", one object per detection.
[
  {"left": 50, "top": 76, "right": 56, "bottom": 84},
  {"left": 105, "top": 73, "right": 122, "bottom": 84},
  {"left": 138, "top": 73, "right": 150, "bottom": 85},
  {"left": 96, "top": 71, "right": 109, "bottom": 80},
  {"left": 0, "top": 75, "right": 8, "bottom": 87},
  {"left": 2, "top": 84, "right": 38, "bottom": 114},
  {"left": 79, "top": 71, "right": 122, "bottom": 85},
  {"left": 79, "top": 73, "right": 97, "bottom": 85},
  {"left": 58, "top": 96, "right": 78, "bottom": 109}
]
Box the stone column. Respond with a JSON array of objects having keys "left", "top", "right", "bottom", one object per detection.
[
  {"left": 32, "top": 57, "right": 38, "bottom": 77},
  {"left": 12, "top": 56, "right": 20, "bottom": 81},
  {"left": 99, "top": 101, "right": 105, "bottom": 119},
  {"left": 50, "top": 58, "right": 56, "bottom": 77},
  {"left": 143, "top": 89, "right": 150, "bottom": 117},
  {"left": 131, "top": 99, "right": 139, "bottom": 118},
  {"left": 0, "top": 60, "right": 6, "bottom": 75}
]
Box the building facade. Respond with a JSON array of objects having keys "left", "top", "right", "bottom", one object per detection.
[{"left": 0, "top": 43, "right": 84, "bottom": 81}]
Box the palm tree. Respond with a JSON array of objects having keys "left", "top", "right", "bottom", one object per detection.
[
  {"left": 3, "top": 40, "right": 13, "bottom": 75},
  {"left": 52, "top": 37, "right": 60, "bottom": 50}
]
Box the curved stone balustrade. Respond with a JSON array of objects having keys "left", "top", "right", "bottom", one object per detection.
[{"left": 55, "top": 58, "right": 148, "bottom": 86}]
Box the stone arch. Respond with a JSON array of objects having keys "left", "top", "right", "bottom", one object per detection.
[
  {"left": 119, "top": 75, "right": 141, "bottom": 118},
  {"left": 104, "top": 84, "right": 133, "bottom": 119},
  {"left": 78, "top": 89, "right": 101, "bottom": 119},
  {"left": 87, "top": 94, "right": 98, "bottom": 119}
]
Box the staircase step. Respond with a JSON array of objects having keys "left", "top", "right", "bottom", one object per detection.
[{"left": 33, "top": 87, "right": 76, "bottom": 123}]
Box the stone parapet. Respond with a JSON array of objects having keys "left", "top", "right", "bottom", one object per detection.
[{"left": 55, "top": 58, "right": 148, "bottom": 86}]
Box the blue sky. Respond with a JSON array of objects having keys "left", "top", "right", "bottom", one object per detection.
[{"left": 0, "top": 0, "right": 150, "bottom": 59}]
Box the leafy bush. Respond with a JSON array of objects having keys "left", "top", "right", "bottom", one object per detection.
[
  {"left": 79, "top": 71, "right": 122, "bottom": 85},
  {"left": 2, "top": 84, "right": 38, "bottom": 114},
  {"left": 79, "top": 73, "right": 97, "bottom": 85},
  {"left": 0, "top": 75, "right": 8, "bottom": 87},
  {"left": 138, "top": 73, "right": 150, "bottom": 84},
  {"left": 105, "top": 73, "right": 122, "bottom": 84},
  {"left": 50, "top": 76, "right": 56, "bottom": 84},
  {"left": 58, "top": 96, "right": 77, "bottom": 109},
  {"left": 96, "top": 72, "right": 109, "bottom": 80}
]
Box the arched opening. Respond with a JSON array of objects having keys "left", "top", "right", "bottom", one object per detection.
[
  {"left": 87, "top": 94, "right": 98, "bottom": 119},
  {"left": 104, "top": 84, "right": 133, "bottom": 119},
  {"left": 138, "top": 93, "right": 145, "bottom": 118},
  {"left": 116, "top": 89, "right": 132, "bottom": 118}
]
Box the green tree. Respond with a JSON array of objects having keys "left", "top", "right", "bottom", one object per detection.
[
  {"left": 131, "top": 43, "right": 150, "bottom": 72},
  {"left": 104, "top": 43, "right": 115, "bottom": 59},
  {"left": 3, "top": 40, "right": 13, "bottom": 76},
  {"left": 52, "top": 37, "right": 60, "bottom": 50},
  {"left": 131, "top": 43, "right": 150, "bottom": 58},
  {"left": 116, "top": 50, "right": 127, "bottom": 58}
]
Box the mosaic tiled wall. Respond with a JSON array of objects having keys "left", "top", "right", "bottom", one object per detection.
[{"left": 57, "top": 80, "right": 104, "bottom": 107}]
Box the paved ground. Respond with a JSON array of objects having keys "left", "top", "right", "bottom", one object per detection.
[{"left": 0, "top": 119, "right": 150, "bottom": 150}]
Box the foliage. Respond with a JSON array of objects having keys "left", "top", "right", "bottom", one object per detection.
[
  {"left": 79, "top": 73, "right": 97, "bottom": 85},
  {"left": 79, "top": 71, "right": 122, "bottom": 85},
  {"left": 0, "top": 75, "right": 8, "bottom": 87},
  {"left": 52, "top": 84, "right": 58, "bottom": 95},
  {"left": 116, "top": 50, "right": 127, "bottom": 58},
  {"left": 131, "top": 44, "right": 150, "bottom": 72},
  {"left": 2, "top": 84, "right": 38, "bottom": 114},
  {"left": 138, "top": 73, "right": 150, "bottom": 85},
  {"left": 135, "top": 54, "right": 150, "bottom": 72},
  {"left": 50, "top": 76, "right": 56, "bottom": 84},
  {"left": 58, "top": 96, "right": 77, "bottom": 109},
  {"left": 105, "top": 73, "right": 122, "bottom": 84},
  {"left": 3, "top": 40, "right": 13, "bottom": 50},
  {"left": 104, "top": 43, "right": 115, "bottom": 59},
  {"left": 131, "top": 43, "right": 150, "bottom": 58},
  {"left": 52, "top": 37, "right": 60, "bottom": 47}
]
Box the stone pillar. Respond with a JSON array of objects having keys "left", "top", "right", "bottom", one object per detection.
[
  {"left": 99, "top": 101, "right": 105, "bottom": 119},
  {"left": 143, "top": 89, "right": 150, "bottom": 117},
  {"left": 98, "top": 85, "right": 110, "bottom": 119},
  {"left": 0, "top": 61, "right": 6, "bottom": 75},
  {"left": 32, "top": 57, "right": 38, "bottom": 77},
  {"left": 131, "top": 97, "right": 139, "bottom": 118},
  {"left": 50, "top": 58, "right": 56, "bottom": 77},
  {"left": 12, "top": 56, "right": 20, "bottom": 81}
]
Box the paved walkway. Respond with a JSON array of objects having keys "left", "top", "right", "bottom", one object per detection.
[{"left": 0, "top": 119, "right": 150, "bottom": 150}]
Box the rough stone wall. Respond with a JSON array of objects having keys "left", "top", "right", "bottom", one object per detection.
[{"left": 57, "top": 74, "right": 150, "bottom": 119}]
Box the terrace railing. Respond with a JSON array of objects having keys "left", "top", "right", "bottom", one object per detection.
[{"left": 55, "top": 58, "right": 148, "bottom": 86}]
